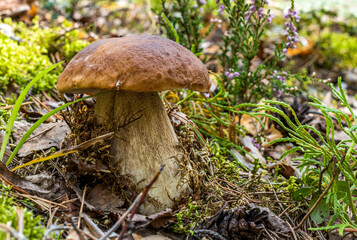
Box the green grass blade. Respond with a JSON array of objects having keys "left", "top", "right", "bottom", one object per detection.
[
  {"left": 162, "top": 12, "right": 180, "bottom": 43},
  {"left": 5, "top": 92, "right": 106, "bottom": 166},
  {"left": 0, "top": 62, "right": 63, "bottom": 163}
]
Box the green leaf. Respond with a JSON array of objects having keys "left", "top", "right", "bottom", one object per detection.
[
  {"left": 292, "top": 187, "right": 312, "bottom": 201},
  {"left": 310, "top": 192, "right": 330, "bottom": 224}
]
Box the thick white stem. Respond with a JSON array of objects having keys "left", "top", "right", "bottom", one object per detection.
[{"left": 95, "top": 90, "right": 189, "bottom": 214}]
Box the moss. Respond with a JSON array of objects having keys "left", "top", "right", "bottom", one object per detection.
[
  {"left": 0, "top": 182, "right": 46, "bottom": 239},
  {"left": 0, "top": 17, "right": 89, "bottom": 93}
]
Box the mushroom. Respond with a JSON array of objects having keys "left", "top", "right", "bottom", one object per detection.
[{"left": 57, "top": 35, "right": 211, "bottom": 214}]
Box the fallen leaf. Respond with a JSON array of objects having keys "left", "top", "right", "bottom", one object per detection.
[
  {"left": 239, "top": 136, "right": 266, "bottom": 164},
  {"left": 86, "top": 183, "right": 124, "bottom": 212},
  {"left": 12, "top": 121, "right": 70, "bottom": 157}
]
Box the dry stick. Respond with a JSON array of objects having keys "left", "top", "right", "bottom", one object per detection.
[
  {"left": 16, "top": 208, "right": 24, "bottom": 238},
  {"left": 31, "top": 96, "right": 61, "bottom": 120},
  {"left": 47, "top": 207, "right": 59, "bottom": 229},
  {"left": 0, "top": 223, "right": 26, "bottom": 240},
  {"left": 42, "top": 226, "right": 71, "bottom": 240},
  {"left": 331, "top": 228, "right": 357, "bottom": 235},
  {"left": 99, "top": 165, "right": 165, "bottom": 240},
  {"left": 0, "top": 102, "right": 32, "bottom": 110},
  {"left": 78, "top": 185, "right": 87, "bottom": 228},
  {"left": 6, "top": 222, "right": 11, "bottom": 240},
  {"left": 0, "top": 174, "right": 30, "bottom": 195},
  {"left": 82, "top": 213, "right": 105, "bottom": 238},
  {"left": 279, "top": 203, "right": 294, "bottom": 218},
  {"left": 294, "top": 168, "right": 338, "bottom": 230},
  {"left": 16, "top": 193, "right": 67, "bottom": 209},
  {"left": 286, "top": 221, "right": 298, "bottom": 240},
  {"left": 267, "top": 179, "right": 294, "bottom": 226},
  {"left": 214, "top": 178, "right": 255, "bottom": 202},
  {"left": 70, "top": 217, "right": 86, "bottom": 240},
  {"left": 117, "top": 165, "right": 165, "bottom": 240},
  {"left": 82, "top": 231, "right": 98, "bottom": 240}
]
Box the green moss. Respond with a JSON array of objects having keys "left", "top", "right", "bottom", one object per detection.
[
  {"left": 0, "top": 182, "right": 46, "bottom": 239},
  {"left": 0, "top": 17, "right": 89, "bottom": 93},
  {"left": 320, "top": 31, "right": 357, "bottom": 69}
]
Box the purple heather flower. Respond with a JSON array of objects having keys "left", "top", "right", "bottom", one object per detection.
[
  {"left": 267, "top": 13, "right": 274, "bottom": 23},
  {"left": 199, "top": 0, "right": 207, "bottom": 5},
  {"left": 283, "top": 48, "right": 288, "bottom": 54},
  {"left": 282, "top": 8, "right": 300, "bottom": 55},
  {"left": 228, "top": 73, "right": 234, "bottom": 80},
  {"left": 244, "top": 11, "right": 251, "bottom": 20},
  {"left": 218, "top": 4, "right": 225, "bottom": 14},
  {"left": 225, "top": 69, "right": 240, "bottom": 80}
]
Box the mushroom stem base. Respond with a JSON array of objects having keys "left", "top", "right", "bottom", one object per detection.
[{"left": 95, "top": 90, "right": 189, "bottom": 214}]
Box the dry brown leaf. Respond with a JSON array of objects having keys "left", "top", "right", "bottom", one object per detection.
[{"left": 262, "top": 123, "right": 283, "bottom": 147}]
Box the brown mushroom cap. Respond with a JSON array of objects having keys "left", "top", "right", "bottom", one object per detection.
[{"left": 57, "top": 35, "right": 211, "bottom": 93}]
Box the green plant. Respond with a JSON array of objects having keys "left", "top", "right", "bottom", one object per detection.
[
  {"left": 173, "top": 203, "right": 200, "bottom": 234},
  {"left": 0, "top": 63, "right": 103, "bottom": 167},
  {"left": 218, "top": 0, "right": 301, "bottom": 104},
  {"left": 154, "top": 0, "right": 214, "bottom": 55},
  {"left": 256, "top": 77, "right": 357, "bottom": 232},
  {"left": 0, "top": 182, "right": 45, "bottom": 239}
]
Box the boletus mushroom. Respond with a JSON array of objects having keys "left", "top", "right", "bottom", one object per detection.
[{"left": 57, "top": 35, "right": 211, "bottom": 214}]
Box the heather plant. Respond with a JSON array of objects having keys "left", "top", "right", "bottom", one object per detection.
[
  {"left": 153, "top": 0, "right": 215, "bottom": 55},
  {"left": 256, "top": 78, "right": 357, "bottom": 232},
  {"left": 218, "top": 0, "right": 300, "bottom": 104},
  {"left": 155, "top": 0, "right": 301, "bottom": 104}
]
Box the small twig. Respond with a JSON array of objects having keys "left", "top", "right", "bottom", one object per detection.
[
  {"left": 278, "top": 203, "right": 294, "bottom": 218},
  {"left": 307, "top": 110, "right": 348, "bottom": 127},
  {"left": 267, "top": 179, "right": 294, "bottom": 226},
  {"left": 82, "top": 231, "right": 98, "bottom": 240},
  {"left": 294, "top": 157, "right": 339, "bottom": 230},
  {"left": 78, "top": 185, "right": 87, "bottom": 228},
  {"left": 0, "top": 102, "right": 32, "bottom": 110},
  {"left": 83, "top": 213, "right": 104, "bottom": 238},
  {"left": 15, "top": 193, "right": 67, "bottom": 209},
  {"left": 0, "top": 223, "right": 27, "bottom": 240},
  {"left": 42, "top": 226, "right": 71, "bottom": 240},
  {"left": 214, "top": 178, "right": 255, "bottom": 202},
  {"left": 70, "top": 217, "right": 86, "bottom": 240},
  {"left": 296, "top": 229, "right": 315, "bottom": 240},
  {"left": 318, "top": 155, "right": 335, "bottom": 192},
  {"left": 117, "top": 165, "right": 165, "bottom": 240},
  {"left": 331, "top": 228, "right": 357, "bottom": 234},
  {"left": 99, "top": 165, "right": 165, "bottom": 240},
  {"left": 6, "top": 222, "right": 11, "bottom": 240},
  {"left": 286, "top": 221, "right": 298, "bottom": 240},
  {"left": 47, "top": 207, "right": 59, "bottom": 228},
  {"left": 16, "top": 208, "right": 24, "bottom": 237},
  {"left": 31, "top": 96, "right": 61, "bottom": 120}
]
